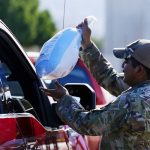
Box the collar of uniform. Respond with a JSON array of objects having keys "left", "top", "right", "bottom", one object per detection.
[{"left": 124, "top": 80, "right": 150, "bottom": 93}]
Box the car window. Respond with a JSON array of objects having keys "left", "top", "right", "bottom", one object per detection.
[
  {"left": 0, "top": 62, "right": 24, "bottom": 97},
  {"left": 8, "top": 81, "right": 24, "bottom": 97}
]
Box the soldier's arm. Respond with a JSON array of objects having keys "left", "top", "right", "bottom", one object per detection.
[
  {"left": 56, "top": 94, "right": 129, "bottom": 136},
  {"left": 80, "top": 42, "right": 128, "bottom": 96}
]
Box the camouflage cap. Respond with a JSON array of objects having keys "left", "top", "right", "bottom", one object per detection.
[{"left": 113, "top": 39, "right": 150, "bottom": 69}]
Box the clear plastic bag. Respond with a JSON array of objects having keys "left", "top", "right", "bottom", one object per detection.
[
  {"left": 35, "top": 16, "right": 97, "bottom": 80},
  {"left": 35, "top": 27, "right": 82, "bottom": 80}
]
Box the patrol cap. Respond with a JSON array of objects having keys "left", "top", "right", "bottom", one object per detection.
[{"left": 113, "top": 39, "right": 150, "bottom": 69}]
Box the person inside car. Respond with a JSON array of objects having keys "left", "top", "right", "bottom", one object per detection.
[{"left": 40, "top": 19, "right": 150, "bottom": 149}]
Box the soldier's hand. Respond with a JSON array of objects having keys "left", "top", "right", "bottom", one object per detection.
[
  {"left": 40, "top": 81, "right": 69, "bottom": 101},
  {"left": 77, "top": 18, "right": 92, "bottom": 50}
]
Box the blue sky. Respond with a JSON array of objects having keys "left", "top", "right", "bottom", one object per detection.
[{"left": 39, "top": 0, "right": 105, "bottom": 38}]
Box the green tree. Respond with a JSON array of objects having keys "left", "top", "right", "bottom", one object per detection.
[
  {"left": 34, "top": 10, "right": 56, "bottom": 46},
  {"left": 0, "top": 0, "right": 56, "bottom": 47}
]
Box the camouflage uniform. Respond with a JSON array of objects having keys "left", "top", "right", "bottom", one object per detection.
[{"left": 55, "top": 43, "right": 150, "bottom": 150}]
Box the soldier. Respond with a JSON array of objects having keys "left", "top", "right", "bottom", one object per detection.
[{"left": 41, "top": 19, "right": 150, "bottom": 149}]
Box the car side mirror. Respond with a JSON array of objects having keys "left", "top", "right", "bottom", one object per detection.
[
  {"left": 51, "top": 83, "right": 96, "bottom": 127},
  {"left": 44, "top": 80, "right": 96, "bottom": 110},
  {"left": 64, "top": 83, "right": 96, "bottom": 110}
]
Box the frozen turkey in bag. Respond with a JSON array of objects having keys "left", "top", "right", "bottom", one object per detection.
[{"left": 35, "top": 27, "right": 82, "bottom": 80}]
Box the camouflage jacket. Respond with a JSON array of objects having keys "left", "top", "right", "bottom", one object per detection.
[{"left": 56, "top": 43, "right": 150, "bottom": 150}]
